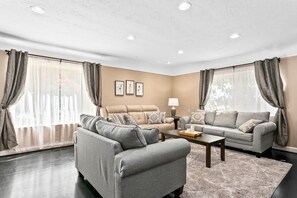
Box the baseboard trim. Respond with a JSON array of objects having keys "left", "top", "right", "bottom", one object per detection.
[{"left": 273, "top": 144, "right": 297, "bottom": 153}]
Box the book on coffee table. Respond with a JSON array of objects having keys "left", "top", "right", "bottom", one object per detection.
[{"left": 178, "top": 130, "right": 202, "bottom": 138}]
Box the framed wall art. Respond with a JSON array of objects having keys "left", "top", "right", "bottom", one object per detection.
[
  {"left": 115, "top": 80, "right": 124, "bottom": 96},
  {"left": 126, "top": 80, "right": 134, "bottom": 95},
  {"left": 136, "top": 82, "right": 144, "bottom": 97}
]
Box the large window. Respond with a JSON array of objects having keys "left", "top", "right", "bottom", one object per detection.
[
  {"left": 205, "top": 64, "right": 276, "bottom": 114},
  {"left": 10, "top": 57, "right": 95, "bottom": 150}
]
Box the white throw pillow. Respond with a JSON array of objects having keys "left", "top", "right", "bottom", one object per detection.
[
  {"left": 239, "top": 119, "right": 263, "bottom": 133},
  {"left": 190, "top": 111, "right": 206, "bottom": 125}
]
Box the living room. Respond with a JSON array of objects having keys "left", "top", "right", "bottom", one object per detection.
[{"left": 0, "top": 1, "right": 297, "bottom": 198}]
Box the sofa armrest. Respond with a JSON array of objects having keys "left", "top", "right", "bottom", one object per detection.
[
  {"left": 253, "top": 122, "right": 277, "bottom": 136},
  {"left": 179, "top": 116, "right": 191, "bottom": 130},
  {"left": 114, "top": 139, "right": 191, "bottom": 178},
  {"left": 253, "top": 122, "right": 276, "bottom": 153},
  {"left": 165, "top": 117, "right": 174, "bottom": 123}
]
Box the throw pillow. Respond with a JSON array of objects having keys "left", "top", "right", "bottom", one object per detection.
[
  {"left": 138, "top": 128, "right": 159, "bottom": 144},
  {"left": 146, "top": 112, "right": 163, "bottom": 124},
  {"left": 108, "top": 114, "right": 126, "bottom": 125},
  {"left": 190, "top": 111, "right": 206, "bottom": 125},
  {"left": 80, "top": 114, "right": 106, "bottom": 132},
  {"left": 124, "top": 114, "right": 137, "bottom": 125},
  {"left": 96, "top": 120, "right": 147, "bottom": 150},
  {"left": 239, "top": 119, "right": 263, "bottom": 133}
]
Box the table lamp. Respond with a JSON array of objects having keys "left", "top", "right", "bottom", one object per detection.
[{"left": 168, "top": 98, "right": 179, "bottom": 117}]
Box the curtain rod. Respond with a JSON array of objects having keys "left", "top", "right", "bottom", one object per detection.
[
  {"left": 5, "top": 50, "right": 83, "bottom": 64},
  {"left": 211, "top": 57, "right": 281, "bottom": 71}
]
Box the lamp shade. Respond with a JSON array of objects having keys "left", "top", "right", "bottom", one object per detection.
[{"left": 168, "top": 98, "right": 179, "bottom": 106}]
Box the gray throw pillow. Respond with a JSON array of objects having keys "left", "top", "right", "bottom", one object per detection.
[
  {"left": 205, "top": 110, "right": 216, "bottom": 125},
  {"left": 239, "top": 119, "right": 263, "bottom": 133},
  {"left": 96, "top": 120, "right": 147, "bottom": 150},
  {"left": 138, "top": 128, "right": 159, "bottom": 144},
  {"left": 190, "top": 111, "right": 206, "bottom": 124},
  {"left": 80, "top": 114, "right": 106, "bottom": 132},
  {"left": 213, "top": 111, "right": 238, "bottom": 128},
  {"left": 124, "top": 114, "right": 137, "bottom": 125}
]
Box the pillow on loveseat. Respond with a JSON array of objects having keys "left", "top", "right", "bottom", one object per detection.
[
  {"left": 239, "top": 119, "right": 263, "bottom": 133},
  {"left": 96, "top": 120, "right": 147, "bottom": 150},
  {"left": 80, "top": 114, "right": 106, "bottom": 132}
]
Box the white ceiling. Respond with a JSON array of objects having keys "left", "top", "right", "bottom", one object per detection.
[{"left": 1, "top": 0, "right": 297, "bottom": 75}]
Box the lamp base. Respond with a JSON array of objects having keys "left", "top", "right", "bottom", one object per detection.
[{"left": 171, "top": 108, "right": 176, "bottom": 118}]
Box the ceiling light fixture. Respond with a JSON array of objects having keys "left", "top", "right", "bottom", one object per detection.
[
  {"left": 178, "top": 2, "right": 192, "bottom": 11},
  {"left": 230, "top": 33, "right": 240, "bottom": 39},
  {"left": 127, "top": 35, "right": 135, "bottom": 40},
  {"left": 178, "top": 50, "right": 184, "bottom": 54},
  {"left": 30, "top": 6, "right": 46, "bottom": 14}
]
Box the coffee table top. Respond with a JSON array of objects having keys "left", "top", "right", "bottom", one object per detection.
[{"left": 161, "top": 129, "right": 225, "bottom": 146}]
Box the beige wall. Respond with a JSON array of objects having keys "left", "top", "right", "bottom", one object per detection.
[
  {"left": 280, "top": 57, "right": 297, "bottom": 148},
  {"left": 101, "top": 66, "right": 173, "bottom": 114},
  {"left": 0, "top": 51, "right": 8, "bottom": 101},
  {"left": 172, "top": 72, "right": 200, "bottom": 116}
]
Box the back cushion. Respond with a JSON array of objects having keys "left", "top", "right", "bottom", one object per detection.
[
  {"left": 236, "top": 112, "right": 270, "bottom": 128},
  {"left": 80, "top": 114, "right": 106, "bottom": 132},
  {"left": 96, "top": 121, "right": 147, "bottom": 150},
  {"left": 142, "top": 105, "right": 159, "bottom": 112},
  {"left": 126, "top": 105, "right": 142, "bottom": 112},
  {"left": 213, "top": 111, "right": 238, "bottom": 128},
  {"left": 138, "top": 128, "right": 159, "bottom": 144},
  {"left": 128, "top": 112, "right": 147, "bottom": 124},
  {"left": 205, "top": 110, "right": 216, "bottom": 125},
  {"left": 106, "top": 105, "right": 127, "bottom": 115}
]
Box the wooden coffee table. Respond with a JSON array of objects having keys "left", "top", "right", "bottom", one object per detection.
[{"left": 161, "top": 130, "right": 225, "bottom": 168}]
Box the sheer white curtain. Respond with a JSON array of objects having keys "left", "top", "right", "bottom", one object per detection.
[
  {"left": 6, "top": 57, "right": 95, "bottom": 154},
  {"left": 205, "top": 64, "right": 277, "bottom": 113}
]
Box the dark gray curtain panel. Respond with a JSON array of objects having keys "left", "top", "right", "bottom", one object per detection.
[
  {"left": 254, "top": 57, "right": 288, "bottom": 146},
  {"left": 0, "top": 49, "right": 28, "bottom": 151},
  {"left": 82, "top": 62, "right": 102, "bottom": 116},
  {"left": 199, "top": 69, "right": 214, "bottom": 110}
]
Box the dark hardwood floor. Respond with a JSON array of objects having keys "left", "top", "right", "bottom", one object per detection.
[{"left": 0, "top": 146, "right": 296, "bottom": 198}]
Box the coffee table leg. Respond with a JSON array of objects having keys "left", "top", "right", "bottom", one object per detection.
[
  {"left": 221, "top": 140, "right": 225, "bottom": 161},
  {"left": 161, "top": 133, "right": 165, "bottom": 142},
  {"left": 206, "top": 145, "right": 211, "bottom": 168}
]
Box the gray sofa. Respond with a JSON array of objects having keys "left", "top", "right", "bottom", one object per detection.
[
  {"left": 74, "top": 115, "right": 191, "bottom": 198},
  {"left": 179, "top": 111, "right": 277, "bottom": 157}
]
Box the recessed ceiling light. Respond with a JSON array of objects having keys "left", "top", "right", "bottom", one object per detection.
[
  {"left": 178, "top": 50, "right": 184, "bottom": 54},
  {"left": 178, "top": 2, "right": 192, "bottom": 11},
  {"left": 167, "top": 61, "right": 171, "bottom": 65},
  {"left": 127, "top": 35, "right": 135, "bottom": 40},
  {"left": 230, "top": 33, "right": 240, "bottom": 39},
  {"left": 30, "top": 6, "right": 46, "bottom": 14}
]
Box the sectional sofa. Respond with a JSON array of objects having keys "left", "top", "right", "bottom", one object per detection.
[{"left": 179, "top": 111, "right": 277, "bottom": 156}]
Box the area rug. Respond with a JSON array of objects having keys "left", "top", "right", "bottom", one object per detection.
[{"left": 182, "top": 143, "right": 292, "bottom": 198}]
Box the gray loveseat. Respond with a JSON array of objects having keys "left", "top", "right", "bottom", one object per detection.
[
  {"left": 74, "top": 115, "right": 191, "bottom": 198},
  {"left": 179, "top": 111, "right": 276, "bottom": 157}
]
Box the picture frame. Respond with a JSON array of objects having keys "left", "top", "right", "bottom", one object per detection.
[
  {"left": 126, "top": 80, "right": 134, "bottom": 95},
  {"left": 136, "top": 82, "right": 144, "bottom": 97},
  {"left": 115, "top": 80, "right": 124, "bottom": 96}
]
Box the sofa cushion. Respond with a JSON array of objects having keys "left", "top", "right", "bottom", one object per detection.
[
  {"left": 185, "top": 124, "right": 204, "bottom": 132},
  {"left": 96, "top": 121, "right": 147, "bottom": 150},
  {"left": 213, "top": 111, "right": 238, "bottom": 128},
  {"left": 236, "top": 112, "right": 270, "bottom": 128},
  {"left": 239, "top": 119, "right": 264, "bottom": 133},
  {"left": 126, "top": 105, "right": 142, "bottom": 112},
  {"left": 106, "top": 105, "right": 127, "bottom": 114},
  {"left": 190, "top": 111, "right": 206, "bottom": 124},
  {"left": 146, "top": 112, "right": 163, "bottom": 124},
  {"left": 129, "top": 112, "right": 147, "bottom": 125},
  {"left": 124, "top": 114, "right": 137, "bottom": 125},
  {"left": 109, "top": 114, "right": 126, "bottom": 125},
  {"left": 224, "top": 129, "right": 253, "bottom": 142},
  {"left": 205, "top": 110, "right": 216, "bottom": 125},
  {"left": 138, "top": 128, "right": 159, "bottom": 144},
  {"left": 80, "top": 114, "right": 106, "bottom": 132},
  {"left": 202, "top": 125, "right": 224, "bottom": 136}
]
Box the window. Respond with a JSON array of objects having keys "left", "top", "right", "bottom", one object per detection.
[
  {"left": 205, "top": 64, "right": 276, "bottom": 114},
  {"left": 10, "top": 57, "right": 95, "bottom": 149}
]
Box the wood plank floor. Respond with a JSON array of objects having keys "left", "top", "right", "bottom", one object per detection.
[{"left": 0, "top": 146, "right": 296, "bottom": 198}]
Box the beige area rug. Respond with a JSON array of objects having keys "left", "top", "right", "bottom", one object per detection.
[{"left": 182, "top": 143, "right": 292, "bottom": 198}]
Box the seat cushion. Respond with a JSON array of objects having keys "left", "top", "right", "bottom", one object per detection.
[
  {"left": 224, "top": 128, "right": 253, "bottom": 142},
  {"left": 236, "top": 112, "right": 270, "bottom": 128},
  {"left": 96, "top": 120, "right": 147, "bottom": 150},
  {"left": 202, "top": 125, "right": 224, "bottom": 136},
  {"left": 213, "top": 111, "right": 238, "bottom": 128},
  {"left": 80, "top": 114, "right": 106, "bottom": 132},
  {"left": 129, "top": 112, "right": 147, "bottom": 125}
]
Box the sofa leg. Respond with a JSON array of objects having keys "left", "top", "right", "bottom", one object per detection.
[
  {"left": 256, "top": 153, "right": 261, "bottom": 158},
  {"left": 78, "top": 171, "right": 84, "bottom": 179},
  {"left": 173, "top": 186, "right": 184, "bottom": 197}
]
